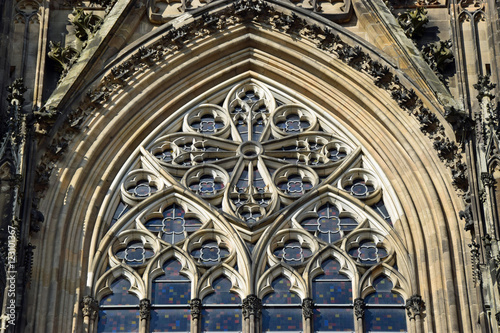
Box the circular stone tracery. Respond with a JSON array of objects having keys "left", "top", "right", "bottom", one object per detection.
[{"left": 148, "top": 81, "right": 358, "bottom": 226}]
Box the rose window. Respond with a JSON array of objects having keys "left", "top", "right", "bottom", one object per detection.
[
  {"left": 348, "top": 240, "right": 388, "bottom": 265},
  {"left": 115, "top": 241, "right": 155, "bottom": 266},
  {"left": 144, "top": 81, "right": 387, "bottom": 226}
]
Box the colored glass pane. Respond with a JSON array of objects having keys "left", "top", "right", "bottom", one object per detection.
[
  {"left": 313, "top": 281, "right": 352, "bottom": 304},
  {"left": 201, "top": 308, "right": 242, "bottom": 332},
  {"left": 151, "top": 309, "right": 191, "bottom": 332},
  {"left": 263, "top": 277, "right": 301, "bottom": 305},
  {"left": 364, "top": 308, "right": 406, "bottom": 332},
  {"left": 97, "top": 309, "right": 139, "bottom": 333},
  {"left": 100, "top": 279, "right": 138, "bottom": 306},
  {"left": 152, "top": 282, "right": 190, "bottom": 304},
  {"left": 262, "top": 307, "right": 302, "bottom": 332},
  {"left": 365, "top": 277, "right": 404, "bottom": 305},
  {"left": 313, "top": 308, "right": 354, "bottom": 332},
  {"left": 315, "top": 259, "right": 349, "bottom": 280},
  {"left": 203, "top": 277, "right": 241, "bottom": 304}
]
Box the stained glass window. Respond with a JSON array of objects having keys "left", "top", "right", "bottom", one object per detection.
[
  {"left": 364, "top": 276, "right": 406, "bottom": 332},
  {"left": 98, "top": 278, "right": 140, "bottom": 333},
  {"left": 95, "top": 80, "right": 409, "bottom": 333},
  {"left": 262, "top": 276, "right": 302, "bottom": 332},
  {"left": 151, "top": 259, "right": 191, "bottom": 332},
  {"left": 313, "top": 259, "right": 354, "bottom": 332},
  {"left": 201, "top": 276, "right": 242, "bottom": 332}
]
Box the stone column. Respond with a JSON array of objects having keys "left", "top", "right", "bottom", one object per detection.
[
  {"left": 139, "top": 298, "right": 151, "bottom": 333},
  {"left": 353, "top": 298, "right": 365, "bottom": 333},
  {"left": 242, "top": 295, "right": 262, "bottom": 333},
  {"left": 405, "top": 295, "right": 424, "bottom": 333},
  {"left": 301, "top": 298, "right": 313, "bottom": 333},
  {"left": 81, "top": 295, "right": 98, "bottom": 333},
  {"left": 190, "top": 298, "right": 201, "bottom": 333}
]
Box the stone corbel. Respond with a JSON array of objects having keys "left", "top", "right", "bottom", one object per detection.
[
  {"left": 405, "top": 295, "right": 425, "bottom": 320},
  {"left": 242, "top": 294, "right": 262, "bottom": 319}
]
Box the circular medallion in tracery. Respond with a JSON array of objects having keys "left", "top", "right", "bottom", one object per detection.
[{"left": 148, "top": 81, "right": 355, "bottom": 226}]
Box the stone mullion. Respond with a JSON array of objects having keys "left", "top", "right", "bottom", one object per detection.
[
  {"left": 190, "top": 298, "right": 201, "bottom": 333},
  {"left": 353, "top": 298, "right": 365, "bottom": 333},
  {"left": 81, "top": 296, "right": 99, "bottom": 333}
]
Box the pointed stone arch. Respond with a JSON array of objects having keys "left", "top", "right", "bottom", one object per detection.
[{"left": 28, "top": 3, "right": 471, "bottom": 332}]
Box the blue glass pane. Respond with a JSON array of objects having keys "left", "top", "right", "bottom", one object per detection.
[
  {"left": 313, "top": 308, "right": 354, "bottom": 332},
  {"left": 365, "top": 308, "right": 407, "bottom": 332},
  {"left": 203, "top": 277, "right": 241, "bottom": 304},
  {"left": 159, "top": 259, "right": 190, "bottom": 280},
  {"left": 371, "top": 200, "right": 392, "bottom": 226},
  {"left": 152, "top": 282, "right": 190, "bottom": 304},
  {"left": 151, "top": 309, "right": 191, "bottom": 332},
  {"left": 315, "top": 259, "right": 349, "bottom": 280},
  {"left": 262, "top": 277, "right": 301, "bottom": 305},
  {"left": 100, "top": 279, "right": 138, "bottom": 305},
  {"left": 111, "top": 201, "right": 129, "bottom": 226},
  {"left": 313, "top": 281, "right": 352, "bottom": 304},
  {"left": 97, "top": 309, "right": 139, "bottom": 333},
  {"left": 262, "top": 307, "right": 302, "bottom": 331},
  {"left": 201, "top": 308, "right": 242, "bottom": 332},
  {"left": 365, "top": 277, "right": 404, "bottom": 305}
]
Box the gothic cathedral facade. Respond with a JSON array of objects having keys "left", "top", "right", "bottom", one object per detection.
[{"left": 0, "top": 0, "right": 499, "bottom": 332}]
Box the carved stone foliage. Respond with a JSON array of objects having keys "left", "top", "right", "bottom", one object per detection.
[
  {"left": 242, "top": 295, "right": 262, "bottom": 318},
  {"left": 302, "top": 298, "right": 314, "bottom": 319},
  {"left": 397, "top": 7, "right": 429, "bottom": 39},
  {"left": 139, "top": 298, "right": 151, "bottom": 320},
  {"left": 70, "top": 8, "right": 103, "bottom": 43},
  {"left": 81, "top": 295, "right": 99, "bottom": 319},
  {"left": 474, "top": 75, "right": 496, "bottom": 102},
  {"left": 354, "top": 298, "right": 365, "bottom": 319},
  {"left": 469, "top": 241, "right": 481, "bottom": 284},
  {"left": 190, "top": 298, "right": 202, "bottom": 320},
  {"left": 23, "top": 243, "right": 36, "bottom": 285},
  {"left": 47, "top": 41, "right": 80, "bottom": 77},
  {"left": 444, "top": 106, "right": 474, "bottom": 143},
  {"left": 36, "top": 0, "right": 468, "bottom": 208},
  {"left": 422, "top": 40, "right": 454, "bottom": 84},
  {"left": 1, "top": 78, "right": 27, "bottom": 165},
  {"left": 459, "top": 204, "right": 474, "bottom": 231},
  {"left": 405, "top": 294, "right": 424, "bottom": 320},
  {"left": 481, "top": 172, "right": 495, "bottom": 187}
]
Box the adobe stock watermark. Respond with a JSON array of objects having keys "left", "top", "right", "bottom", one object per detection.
[{"left": 1, "top": 226, "right": 18, "bottom": 329}]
